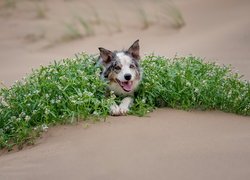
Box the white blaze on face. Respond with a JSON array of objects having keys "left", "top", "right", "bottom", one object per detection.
[{"left": 116, "top": 52, "right": 135, "bottom": 82}]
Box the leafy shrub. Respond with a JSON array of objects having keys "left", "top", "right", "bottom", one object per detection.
[
  {"left": 0, "top": 54, "right": 115, "bottom": 150},
  {"left": 0, "top": 54, "right": 249, "bottom": 150},
  {"left": 132, "top": 55, "right": 250, "bottom": 116}
]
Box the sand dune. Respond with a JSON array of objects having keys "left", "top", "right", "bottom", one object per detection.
[
  {"left": 0, "top": 0, "right": 250, "bottom": 179},
  {"left": 1, "top": 110, "right": 250, "bottom": 180}
]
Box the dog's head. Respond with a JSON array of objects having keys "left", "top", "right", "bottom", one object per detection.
[{"left": 98, "top": 40, "right": 141, "bottom": 95}]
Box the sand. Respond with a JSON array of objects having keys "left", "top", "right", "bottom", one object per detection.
[{"left": 0, "top": 0, "right": 250, "bottom": 179}]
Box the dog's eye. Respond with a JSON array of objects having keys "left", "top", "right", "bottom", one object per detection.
[
  {"left": 130, "top": 64, "right": 135, "bottom": 68},
  {"left": 115, "top": 66, "right": 121, "bottom": 70}
]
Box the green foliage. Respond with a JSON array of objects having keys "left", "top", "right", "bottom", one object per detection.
[
  {"left": 0, "top": 54, "right": 249, "bottom": 150},
  {"left": 132, "top": 55, "right": 250, "bottom": 115},
  {"left": 0, "top": 54, "right": 115, "bottom": 150}
]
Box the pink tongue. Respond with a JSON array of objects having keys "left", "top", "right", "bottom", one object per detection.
[{"left": 121, "top": 81, "right": 132, "bottom": 91}]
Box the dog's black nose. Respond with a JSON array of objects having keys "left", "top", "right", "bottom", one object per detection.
[{"left": 124, "top": 73, "right": 132, "bottom": 80}]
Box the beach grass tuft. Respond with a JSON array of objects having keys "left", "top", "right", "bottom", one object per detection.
[
  {"left": 137, "top": 6, "right": 151, "bottom": 29},
  {"left": 161, "top": 0, "right": 185, "bottom": 28},
  {"left": 4, "top": 0, "right": 16, "bottom": 8},
  {"left": 1, "top": 54, "right": 249, "bottom": 150},
  {"left": 34, "top": 1, "right": 47, "bottom": 19},
  {"left": 86, "top": 3, "right": 101, "bottom": 25},
  {"left": 76, "top": 16, "right": 95, "bottom": 36},
  {"left": 61, "top": 22, "right": 82, "bottom": 42}
]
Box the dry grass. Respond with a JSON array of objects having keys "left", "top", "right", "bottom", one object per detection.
[
  {"left": 34, "top": 1, "right": 47, "bottom": 19},
  {"left": 76, "top": 16, "right": 95, "bottom": 36},
  {"left": 137, "top": 6, "right": 151, "bottom": 29},
  {"left": 4, "top": 0, "right": 16, "bottom": 8},
  {"left": 161, "top": 0, "right": 185, "bottom": 28},
  {"left": 62, "top": 22, "right": 82, "bottom": 41},
  {"left": 3, "top": 0, "right": 186, "bottom": 47}
]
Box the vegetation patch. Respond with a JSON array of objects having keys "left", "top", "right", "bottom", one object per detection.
[
  {"left": 132, "top": 55, "right": 250, "bottom": 116},
  {"left": 0, "top": 54, "right": 249, "bottom": 150}
]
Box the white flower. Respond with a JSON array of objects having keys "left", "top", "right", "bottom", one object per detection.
[
  {"left": 194, "top": 88, "right": 199, "bottom": 93},
  {"left": 41, "top": 124, "right": 48, "bottom": 131},
  {"left": 57, "top": 85, "right": 63, "bottom": 90},
  {"left": 59, "top": 75, "right": 66, "bottom": 81},
  {"left": 11, "top": 116, "right": 17, "bottom": 120},
  {"left": 93, "top": 111, "right": 99, "bottom": 115},
  {"left": 86, "top": 91, "right": 93, "bottom": 97},
  {"left": 25, "top": 116, "right": 31, "bottom": 121},
  {"left": 45, "top": 108, "right": 50, "bottom": 115},
  {"left": 70, "top": 99, "right": 77, "bottom": 104},
  {"left": 20, "top": 112, "right": 26, "bottom": 117},
  {"left": 77, "top": 91, "right": 83, "bottom": 97},
  {"left": 34, "top": 90, "right": 40, "bottom": 94},
  {"left": 186, "top": 81, "right": 191, "bottom": 86},
  {"left": 1, "top": 99, "right": 9, "bottom": 107}
]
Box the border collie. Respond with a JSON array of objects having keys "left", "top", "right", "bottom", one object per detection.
[{"left": 98, "top": 40, "right": 142, "bottom": 116}]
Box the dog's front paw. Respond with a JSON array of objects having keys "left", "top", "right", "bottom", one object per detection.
[
  {"left": 119, "top": 104, "right": 129, "bottom": 115},
  {"left": 110, "top": 104, "right": 121, "bottom": 116},
  {"left": 110, "top": 104, "right": 129, "bottom": 116}
]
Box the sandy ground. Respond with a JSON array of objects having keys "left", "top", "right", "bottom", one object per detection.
[{"left": 0, "top": 0, "right": 250, "bottom": 179}]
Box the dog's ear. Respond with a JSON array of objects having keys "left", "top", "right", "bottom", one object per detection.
[
  {"left": 98, "top": 47, "right": 112, "bottom": 64},
  {"left": 128, "top": 39, "right": 140, "bottom": 60}
]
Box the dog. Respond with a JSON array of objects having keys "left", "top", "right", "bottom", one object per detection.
[{"left": 98, "top": 40, "right": 142, "bottom": 116}]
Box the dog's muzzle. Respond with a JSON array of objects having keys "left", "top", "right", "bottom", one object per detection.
[{"left": 116, "top": 79, "right": 133, "bottom": 92}]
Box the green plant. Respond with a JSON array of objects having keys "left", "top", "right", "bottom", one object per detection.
[
  {"left": 131, "top": 55, "right": 250, "bottom": 115},
  {"left": 0, "top": 54, "right": 115, "bottom": 150},
  {"left": 0, "top": 54, "right": 249, "bottom": 150}
]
